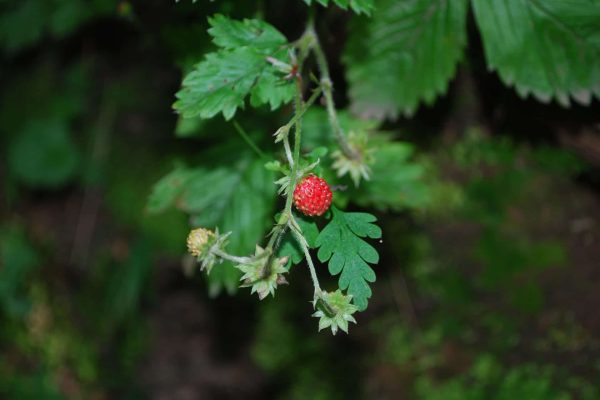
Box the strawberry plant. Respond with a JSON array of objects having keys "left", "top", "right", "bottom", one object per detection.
[
  {"left": 149, "top": 0, "right": 600, "bottom": 335},
  {"left": 152, "top": 7, "right": 387, "bottom": 335}
]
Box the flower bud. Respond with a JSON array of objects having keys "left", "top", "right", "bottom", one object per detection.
[{"left": 186, "top": 228, "right": 215, "bottom": 257}]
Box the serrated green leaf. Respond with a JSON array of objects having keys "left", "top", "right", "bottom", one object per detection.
[
  {"left": 316, "top": 206, "right": 381, "bottom": 310},
  {"left": 208, "top": 14, "right": 287, "bottom": 51},
  {"left": 174, "top": 15, "right": 294, "bottom": 120},
  {"left": 277, "top": 214, "right": 320, "bottom": 268},
  {"left": 472, "top": 0, "right": 600, "bottom": 106},
  {"left": 304, "top": 0, "right": 375, "bottom": 15},
  {"left": 344, "top": 0, "right": 468, "bottom": 119}
]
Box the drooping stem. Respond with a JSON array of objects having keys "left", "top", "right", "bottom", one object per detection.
[
  {"left": 291, "top": 223, "right": 321, "bottom": 297},
  {"left": 305, "top": 20, "right": 360, "bottom": 160}
]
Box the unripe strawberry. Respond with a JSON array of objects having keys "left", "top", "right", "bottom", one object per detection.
[{"left": 293, "top": 175, "right": 332, "bottom": 216}]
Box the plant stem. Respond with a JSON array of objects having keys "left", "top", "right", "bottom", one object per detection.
[
  {"left": 305, "top": 22, "right": 360, "bottom": 160},
  {"left": 233, "top": 120, "right": 268, "bottom": 159},
  {"left": 212, "top": 248, "right": 254, "bottom": 265},
  {"left": 283, "top": 78, "right": 305, "bottom": 214},
  {"left": 291, "top": 223, "right": 321, "bottom": 297},
  {"left": 264, "top": 78, "right": 306, "bottom": 265}
]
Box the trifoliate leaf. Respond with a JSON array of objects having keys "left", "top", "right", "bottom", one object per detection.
[
  {"left": 304, "top": 0, "right": 375, "bottom": 15},
  {"left": 472, "top": 0, "right": 600, "bottom": 106},
  {"left": 277, "top": 213, "right": 320, "bottom": 268},
  {"left": 316, "top": 206, "right": 381, "bottom": 310},
  {"left": 344, "top": 0, "right": 469, "bottom": 119},
  {"left": 174, "top": 15, "right": 294, "bottom": 120}
]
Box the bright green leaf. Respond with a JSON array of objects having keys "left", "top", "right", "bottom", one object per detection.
[
  {"left": 316, "top": 206, "right": 381, "bottom": 310},
  {"left": 174, "top": 15, "right": 294, "bottom": 120},
  {"left": 472, "top": 0, "right": 600, "bottom": 105},
  {"left": 344, "top": 0, "right": 468, "bottom": 119}
]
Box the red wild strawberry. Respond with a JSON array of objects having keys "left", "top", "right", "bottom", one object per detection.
[{"left": 293, "top": 175, "right": 332, "bottom": 217}]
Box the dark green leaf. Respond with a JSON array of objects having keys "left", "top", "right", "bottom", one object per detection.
[
  {"left": 353, "top": 140, "right": 431, "bottom": 211},
  {"left": 146, "top": 165, "right": 199, "bottom": 213},
  {"left": 344, "top": 0, "right": 468, "bottom": 119},
  {"left": 8, "top": 119, "right": 80, "bottom": 188},
  {"left": 472, "top": 0, "right": 600, "bottom": 105},
  {"left": 316, "top": 206, "right": 381, "bottom": 310},
  {"left": 304, "top": 0, "right": 375, "bottom": 15},
  {"left": 0, "top": 225, "right": 39, "bottom": 317}
]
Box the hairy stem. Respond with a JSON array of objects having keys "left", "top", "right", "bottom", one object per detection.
[
  {"left": 305, "top": 21, "right": 359, "bottom": 160},
  {"left": 212, "top": 248, "right": 254, "bottom": 265},
  {"left": 264, "top": 77, "right": 306, "bottom": 266},
  {"left": 291, "top": 222, "right": 321, "bottom": 297}
]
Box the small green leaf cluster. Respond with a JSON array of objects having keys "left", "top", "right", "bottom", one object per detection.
[{"left": 174, "top": 14, "right": 295, "bottom": 120}]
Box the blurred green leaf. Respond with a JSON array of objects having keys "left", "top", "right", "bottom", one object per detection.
[
  {"left": 303, "top": 0, "right": 374, "bottom": 15},
  {"left": 152, "top": 156, "right": 276, "bottom": 294},
  {"left": 344, "top": 0, "right": 468, "bottom": 119},
  {"left": 0, "top": 225, "right": 39, "bottom": 317},
  {"left": 147, "top": 165, "right": 199, "bottom": 213},
  {"left": 353, "top": 140, "right": 431, "bottom": 211},
  {"left": 0, "top": 0, "right": 114, "bottom": 53},
  {"left": 8, "top": 119, "right": 80, "bottom": 188},
  {"left": 104, "top": 240, "right": 152, "bottom": 327},
  {"left": 472, "top": 0, "right": 600, "bottom": 106}
]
